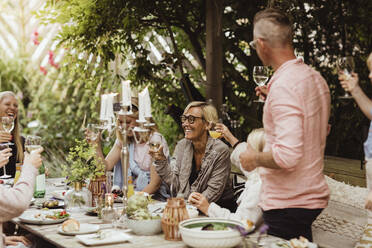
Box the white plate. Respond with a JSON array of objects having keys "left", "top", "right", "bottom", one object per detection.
[
  {"left": 51, "top": 190, "right": 66, "bottom": 200},
  {"left": 76, "top": 230, "right": 132, "bottom": 246},
  {"left": 58, "top": 223, "right": 100, "bottom": 236},
  {"left": 19, "top": 210, "right": 69, "bottom": 225},
  {"left": 271, "top": 240, "right": 317, "bottom": 248}
]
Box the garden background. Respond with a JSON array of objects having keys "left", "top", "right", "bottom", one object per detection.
[{"left": 0, "top": 0, "right": 371, "bottom": 176}]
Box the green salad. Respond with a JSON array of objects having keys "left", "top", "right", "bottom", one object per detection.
[{"left": 127, "top": 194, "right": 159, "bottom": 220}]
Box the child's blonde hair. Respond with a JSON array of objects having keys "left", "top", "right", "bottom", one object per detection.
[
  {"left": 367, "top": 52, "right": 372, "bottom": 71},
  {"left": 247, "top": 128, "right": 265, "bottom": 152}
]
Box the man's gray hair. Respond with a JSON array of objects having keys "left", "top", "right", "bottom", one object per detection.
[{"left": 253, "top": 8, "right": 293, "bottom": 48}]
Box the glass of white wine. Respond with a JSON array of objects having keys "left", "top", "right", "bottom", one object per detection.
[
  {"left": 253, "top": 66, "right": 269, "bottom": 102},
  {"left": 149, "top": 132, "right": 162, "bottom": 152},
  {"left": 2, "top": 116, "right": 15, "bottom": 146},
  {"left": 337, "top": 56, "right": 354, "bottom": 99},
  {"left": 86, "top": 124, "right": 100, "bottom": 142},
  {"left": 208, "top": 122, "right": 222, "bottom": 139},
  {"left": 0, "top": 143, "right": 11, "bottom": 179},
  {"left": 25, "top": 135, "right": 42, "bottom": 153}
]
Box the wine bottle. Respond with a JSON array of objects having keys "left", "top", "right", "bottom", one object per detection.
[{"left": 34, "top": 163, "right": 46, "bottom": 198}]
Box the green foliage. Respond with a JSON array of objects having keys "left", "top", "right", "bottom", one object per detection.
[{"left": 63, "top": 139, "right": 105, "bottom": 183}]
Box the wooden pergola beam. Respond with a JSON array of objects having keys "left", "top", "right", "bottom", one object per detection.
[{"left": 206, "top": 0, "right": 223, "bottom": 115}]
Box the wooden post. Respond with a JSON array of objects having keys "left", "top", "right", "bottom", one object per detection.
[{"left": 206, "top": 0, "right": 223, "bottom": 115}]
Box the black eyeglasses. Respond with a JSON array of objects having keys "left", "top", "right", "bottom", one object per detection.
[{"left": 180, "top": 115, "right": 204, "bottom": 124}]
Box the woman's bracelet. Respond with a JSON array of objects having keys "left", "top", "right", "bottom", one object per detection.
[{"left": 232, "top": 141, "right": 240, "bottom": 149}]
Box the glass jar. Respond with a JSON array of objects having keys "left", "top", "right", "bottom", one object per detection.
[
  {"left": 65, "top": 182, "right": 92, "bottom": 213},
  {"left": 101, "top": 193, "right": 116, "bottom": 223}
]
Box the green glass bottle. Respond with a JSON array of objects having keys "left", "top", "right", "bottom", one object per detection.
[{"left": 33, "top": 163, "right": 46, "bottom": 198}]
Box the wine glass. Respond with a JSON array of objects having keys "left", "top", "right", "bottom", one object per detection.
[
  {"left": 337, "top": 56, "right": 355, "bottom": 99},
  {"left": 25, "top": 135, "right": 42, "bottom": 153},
  {"left": 149, "top": 132, "right": 162, "bottom": 152},
  {"left": 253, "top": 66, "right": 269, "bottom": 102},
  {"left": 0, "top": 143, "right": 11, "bottom": 179},
  {"left": 86, "top": 124, "right": 100, "bottom": 141},
  {"left": 2, "top": 116, "right": 15, "bottom": 146},
  {"left": 208, "top": 122, "right": 222, "bottom": 139}
]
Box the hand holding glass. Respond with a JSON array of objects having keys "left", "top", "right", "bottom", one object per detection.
[
  {"left": 337, "top": 56, "right": 355, "bottom": 99},
  {"left": 25, "top": 135, "right": 42, "bottom": 153},
  {"left": 208, "top": 123, "right": 222, "bottom": 139},
  {"left": 0, "top": 144, "right": 11, "bottom": 178},
  {"left": 253, "top": 66, "right": 269, "bottom": 102}
]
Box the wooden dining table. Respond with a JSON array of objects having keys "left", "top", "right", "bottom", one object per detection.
[{"left": 9, "top": 178, "right": 279, "bottom": 248}]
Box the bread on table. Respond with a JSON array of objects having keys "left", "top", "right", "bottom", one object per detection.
[
  {"left": 62, "top": 218, "right": 80, "bottom": 232},
  {"left": 289, "top": 236, "right": 309, "bottom": 248}
]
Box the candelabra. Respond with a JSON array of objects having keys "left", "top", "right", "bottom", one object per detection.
[{"left": 114, "top": 104, "right": 153, "bottom": 222}]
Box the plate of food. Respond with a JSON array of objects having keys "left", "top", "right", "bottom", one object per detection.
[
  {"left": 76, "top": 230, "right": 132, "bottom": 246},
  {"left": 19, "top": 210, "right": 70, "bottom": 225},
  {"left": 58, "top": 219, "right": 100, "bottom": 236},
  {"left": 39, "top": 200, "right": 64, "bottom": 209},
  {"left": 51, "top": 190, "right": 67, "bottom": 200},
  {"left": 113, "top": 190, "right": 149, "bottom": 203},
  {"left": 271, "top": 237, "right": 317, "bottom": 248}
]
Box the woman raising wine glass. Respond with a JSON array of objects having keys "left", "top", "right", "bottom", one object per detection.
[{"left": 0, "top": 91, "right": 24, "bottom": 178}]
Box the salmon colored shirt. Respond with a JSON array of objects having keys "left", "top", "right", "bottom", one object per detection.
[{"left": 260, "top": 58, "right": 330, "bottom": 211}]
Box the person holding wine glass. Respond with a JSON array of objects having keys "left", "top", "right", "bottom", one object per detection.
[
  {"left": 0, "top": 91, "right": 24, "bottom": 178},
  {"left": 0, "top": 146, "right": 43, "bottom": 247},
  {"left": 149, "top": 101, "right": 237, "bottom": 212},
  {"left": 241, "top": 9, "right": 330, "bottom": 241},
  {"left": 339, "top": 52, "right": 372, "bottom": 214},
  {"left": 85, "top": 97, "right": 171, "bottom": 201}
]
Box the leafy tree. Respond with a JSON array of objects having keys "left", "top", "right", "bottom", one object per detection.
[{"left": 38, "top": 0, "right": 372, "bottom": 159}]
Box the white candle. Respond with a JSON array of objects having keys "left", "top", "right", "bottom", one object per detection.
[
  {"left": 121, "top": 80, "right": 132, "bottom": 107},
  {"left": 143, "top": 87, "right": 152, "bottom": 118},
  {"left": 138, "top": 89, "right": 146, "bottom": 122},
  {"left": 106, "top": 93, "right": 115, "bottom": 122},
  {"left": 100, "top": 94, "right": 108, "bottom": 121}
]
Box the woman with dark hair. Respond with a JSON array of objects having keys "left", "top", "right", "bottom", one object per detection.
[{"left": 0, "top": 91, "right": 24, "bottom": 178}]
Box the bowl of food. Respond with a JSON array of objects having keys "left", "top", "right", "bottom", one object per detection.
[
  {"left": 127, "top": 217, "right": 162, "bottom": 236},
  {"left": 179, "top": 218, "right": 248, "bottom": 248},
  {"left": 126, "top": 194, "right": 162, "bottom": 235}
]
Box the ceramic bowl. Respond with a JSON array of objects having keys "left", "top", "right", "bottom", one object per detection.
[
  {"left": 126, "top": 218, "right": 162, "bottom": 236},
  {"left": 179, "top": 218, "right": 246, "bottom": 248}
]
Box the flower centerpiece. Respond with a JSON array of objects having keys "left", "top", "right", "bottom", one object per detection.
[{"left": 62, "top": 139, "right": 105, "bottom": 212}]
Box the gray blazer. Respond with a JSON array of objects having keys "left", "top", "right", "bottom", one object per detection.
[{"left": 154, "top": 136, "right": 233, "bottom": 203}]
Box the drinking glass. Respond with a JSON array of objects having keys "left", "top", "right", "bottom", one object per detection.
[
  {"left": 337, "top": 56, "right": 354, "bottom": 99},
  {"left": 149, "top": 132, "right": 162, "bottom": 152},
  {"left": 253, "top": 66, "right": 269, "bottom": 102},
  {"left": 208, "top": 123, "right": 222, "bottom": 139},
  {"left": 86, "top": 124, "right": 100, "bottom": 142},
  {"left": 25, "top": 135, "right": 42, "bottom": 153},
  {"left": 0, "top": 143, "right": 11, "bottom": 179},
  {"left": 2, "top": 116, "right": 15, "bottom": 146}
]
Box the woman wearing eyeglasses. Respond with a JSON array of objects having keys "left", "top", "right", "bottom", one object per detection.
[{"left": 149, "top": 101, "right": 236, "bottom": 212}]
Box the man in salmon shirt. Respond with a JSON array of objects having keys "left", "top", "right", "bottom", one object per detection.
[{"left": 239, "top": 8, "right": 330, "bottom": 241}]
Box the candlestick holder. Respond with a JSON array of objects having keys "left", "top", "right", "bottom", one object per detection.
[{"left": 115, "top": 104, "right": 150, "bottom": 224}]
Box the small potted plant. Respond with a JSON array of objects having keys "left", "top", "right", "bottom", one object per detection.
[{"left": 62, "top": 139, "right": 105, "bottom": 212}]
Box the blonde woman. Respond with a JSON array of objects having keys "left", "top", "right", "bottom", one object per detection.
[
  {"left": 150, "top": 101, "right": 236, "bottom": 211},
  {"left": 189, "top": 128, "right": 264, "bottom": 225},
  {"left": 0, "top": 91, "right": 24, "bottom": 178},
  {"left": 86, "top": 97, "right": 170, "bottom": 200}
]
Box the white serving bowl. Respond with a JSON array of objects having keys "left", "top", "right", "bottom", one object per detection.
[
  {"left": 179, "top": 218, "right": 245, "bottom": 248},
  {"left": 126, "top": 218, "right": 162, "bottom": 236}
]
